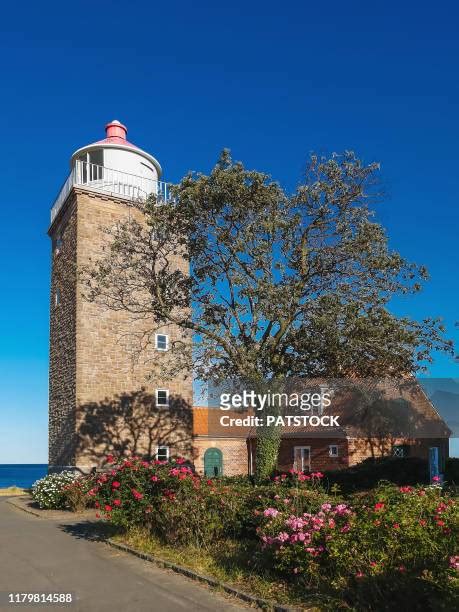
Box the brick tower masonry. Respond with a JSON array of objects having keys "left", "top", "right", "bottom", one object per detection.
[{"left": 48, "top": 121, "right": 193, "bottom": 472}]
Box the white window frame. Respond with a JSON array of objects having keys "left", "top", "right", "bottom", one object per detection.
[
  {"left": 293, "top": 446, "right": 311, "bottom": 472},
  {"left": 156, "top": 389, "right": 169, "bottom": 407},
  {"left": 329, "top": 444, "right": 339, "bottom": 457},
  {"left": 155, "top": 333, "right": 169, "bottom": 351},
  {"left": 156, "top": 445, "right": 169, "bottom": 461}
]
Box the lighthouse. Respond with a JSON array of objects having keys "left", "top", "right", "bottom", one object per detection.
[{"left": 48, "top": 121, "right": 192, "bottom": 472}]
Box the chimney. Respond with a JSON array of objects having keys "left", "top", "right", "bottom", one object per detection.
[{"left": 105, "top": 119, "right": 127, "bottom": 140}]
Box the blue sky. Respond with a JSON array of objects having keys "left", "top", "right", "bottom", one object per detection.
[{"left": 0, "top": 1, "right": 458, "bottom": 463}]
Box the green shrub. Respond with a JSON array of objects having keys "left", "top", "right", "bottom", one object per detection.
[
  {"left": 31, "top": 471, "right": 80, "bottom": 509},
  {"left": 445, "top": 458, "right": 459, "bottom": 485},
  {"left": 61, "top": 475, "right": 95, "bottom": 511},
  {"left": 91, "top": 457, "right": 337, "bottom": 547},
  {"left": 91, "top": 458, "right": 246, "bottom": 546},
  {"left": 257, "top": 483, "right": 459, "bottom": 610},
  {"left": 324, "top": 456, "right": 429, "bottom": 492}
]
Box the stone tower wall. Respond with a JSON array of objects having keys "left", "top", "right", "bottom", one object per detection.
[{"left": 49, "top": 188, "right": 193, "bottom": 471}]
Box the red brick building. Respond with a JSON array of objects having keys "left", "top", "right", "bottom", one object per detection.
[{"left": 193, "top": 381, "right": 450, "bottom": 476}]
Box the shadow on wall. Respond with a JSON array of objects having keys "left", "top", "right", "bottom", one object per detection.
[{"left": 74, "top": 389, "right": 193, "bottom": 467}]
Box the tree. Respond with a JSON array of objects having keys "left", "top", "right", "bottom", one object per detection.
[{"left": 83, "top": 150, "right": 453, "bottom": 479}]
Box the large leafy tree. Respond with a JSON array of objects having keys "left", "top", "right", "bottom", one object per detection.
[{"left": 83, "top": 151, "right": 453, "bottom": 478}]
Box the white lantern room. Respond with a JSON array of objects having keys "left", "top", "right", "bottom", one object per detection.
[{"left": 51, "top": 120, "right": 171, "bottom": 224}]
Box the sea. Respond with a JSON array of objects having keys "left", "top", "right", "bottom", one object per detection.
[{"left": 0, "top": 464, "right": 48, "bottom": 489}]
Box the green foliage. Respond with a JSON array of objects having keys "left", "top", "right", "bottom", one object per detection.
[
  {"left": 90, "top": 457, "right": 335, "bottom": 546},
  {"left": 255, "top": 428, "right": 281, "bottom": 482},
  {"left": 324, "top": 456, "right": 429, "bottom": 492},
  {"left": 257, "top": 483, "right": 459, "bottom": 610},
  {"left": 446, "top": 458, "right": 459, "bottom": 485}
]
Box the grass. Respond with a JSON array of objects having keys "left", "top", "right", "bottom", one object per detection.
[
  {"left": 113, "top": 528, "right": 343, "bottom": 610},
  {"left": 0, "top": 486, "right": 27, "bottom": 496}
]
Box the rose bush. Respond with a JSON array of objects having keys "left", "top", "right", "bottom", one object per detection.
[
  {"left": 256, "top": 482, "right": 459, "bottom": 608},
  {"left": 90, "top": 457, "right": 336, "bottom": 547},
  {"left": 90, "top": 457, "right": 251, "bottom": 546}
]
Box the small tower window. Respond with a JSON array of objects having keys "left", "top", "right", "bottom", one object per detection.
[
  {"left": 156, "top": 446, "right": 169, "bottom": 461},
  {"left": 55, "top": 288, "right": 61, "bottom": 307},
  {"left": 156, "top": 389, "right": 169, "bottom": 407},
  {"left": 53, "top": 235, "right": 63, "bottom": 255},
  {"left": 155, "top": 334, "right": 169, "bottom": 351}
]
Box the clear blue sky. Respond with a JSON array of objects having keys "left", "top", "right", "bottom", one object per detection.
[{"left": 0, "top": 1, "right": 458, "bottom": 463}]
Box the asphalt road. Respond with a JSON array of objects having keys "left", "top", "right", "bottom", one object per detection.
[{"left": 0, "top": 498, "right": 247, "bottom": 612}]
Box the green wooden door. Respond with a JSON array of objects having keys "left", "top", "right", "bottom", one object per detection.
[{"left": 204, "top": 448, "right": 223, "bottom": 477}]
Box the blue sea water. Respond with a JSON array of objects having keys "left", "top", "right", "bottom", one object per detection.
[{"left": 0, "top": 464, "right": 48, "bottom": 489}]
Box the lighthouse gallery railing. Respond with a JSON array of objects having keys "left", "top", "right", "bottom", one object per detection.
[{"left": 50, "top": 160, "right": 174, "bottom": 223}]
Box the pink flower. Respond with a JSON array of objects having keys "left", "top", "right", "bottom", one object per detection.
[
  {"left": 176, "top": 457, "right": 186, "bottom": 464},
  {"left": 131, "top": 488, "right": 143, "bottom": 500},
  {"left": 419, "top": 519, "right": 427, "bottom": 527},
  {"left": 112, "top": 481, "right": 121, "bottom": 489},
  {"left": 393, "top": 523, "right": 400, "bottom": 530},
  {"left": 311, "top": 472, "right": 323, "bottom": 479},
  {"left": 321, "top": 503, "right": 332, "bottom": 512},
  {"left": 355, "top": 571, "right": 364, "bottom": 578},
  {"left": 104, "top": 504, "right": 112, "bottom": 512},
  {"left": 151, "top": 475, "right": 159, "bottom": 482},
  {"left": 374, "top": 502, "right": 385, "bottom": 512},
  {"left": 340, "top": 524, "right": 351, "bottom": 533},
  {"left": 106, "top": 454, "right": 115, "bottom": 464},
  {"left": 276, "top": 532, "right": 290, "bottom": 543},
  {"left": 263, "top": 508, "right": 279, "bottom": 518},
  {"left": 432, "top": 475, "right": 441, "bottom": 482},
  {"left": 399, "top": 486, "right": 412, "bottom": 493},
  {"left": 449, "top": 556, "right": 459, "bottom": 571},
  {"left": 113, "top": 499, "right": 121, "bottom": 507},
  {"left": 398, "top": 565, "right": 406, "bottom": 572}
]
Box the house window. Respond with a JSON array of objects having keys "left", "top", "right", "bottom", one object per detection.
[
  {"left": 293, "top": 446, "right": 311, "bottom": 472},
  {"left": 156, "top": 389, "right": 169, "bottom": 407},
  {"left": 55, "top": 288, "right": 61, "bottom": 306},
  {"left": 53, "top": 236, "right": 63, "bottom": 255},
  {"left": 155, "top": 334, "right": 169, "bottom": 351},
  {"left": 156, "top": 446, "right": 169, "bottom": 461},
  {"left": 393, "top": 444, "right": 409, "bottom": 458},
  {"left": 329, "top": 444, "right": 339, "bottom": 457}
]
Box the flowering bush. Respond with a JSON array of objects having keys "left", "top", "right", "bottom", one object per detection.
[
  {"left": 257, "top": 483, "right": 459, "bottom": 608},
  {"left": 91, "top": 456, "right": 336, "bottom": 547},
  {"left": 90, "top": 457, "right": 251, "bottom": 546},
  {"left": 31, "top": 471, "right": 80, "bottom": 509},
  {"left": 60, "top": 475, "right": 95, "bottom": 511},
  {"left": 82, "top": 456, "right": 459, "bottom": 606}
]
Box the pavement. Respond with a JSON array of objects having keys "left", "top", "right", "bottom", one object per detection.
[{"left": 0, "top": 497, "right": 249, "bottom": 612}]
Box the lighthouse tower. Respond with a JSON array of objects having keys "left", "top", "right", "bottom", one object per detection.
[{"left": 48, "top": 121, "right": 192, "bottom": 472}]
